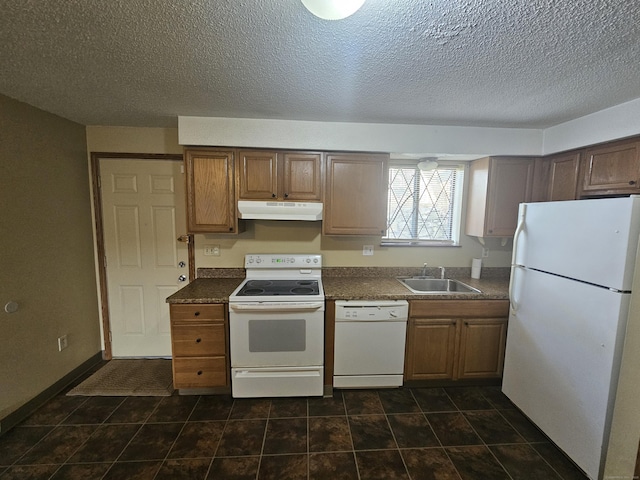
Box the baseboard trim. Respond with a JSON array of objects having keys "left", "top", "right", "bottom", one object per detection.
[{"left": 0, "top": 351, "right": 104, "bottom": 436}]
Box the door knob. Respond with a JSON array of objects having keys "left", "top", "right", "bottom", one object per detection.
[
  {"left": 178, "top": 261, "right": 186, "bottom": 268},
  {"left": 178, "top": 275, "right": 187, "bottom": 282}
]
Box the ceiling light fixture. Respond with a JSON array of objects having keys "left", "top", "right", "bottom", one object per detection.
[
  {"left": 301, "top": 0, "right": 366, "bottom": 20},
  {"left": 417, "top": 157, "right": 439, "bottom": 171}
]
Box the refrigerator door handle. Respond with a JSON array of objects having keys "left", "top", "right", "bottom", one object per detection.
[
  {"left": 509, "top": 266, "right": 519, "bottom": 313},
  {"left": 509, "top": 204, "right": 526, "bottom": 314},
  {"left": 511, "top": 203, "right": 527, "bottom": 266}
]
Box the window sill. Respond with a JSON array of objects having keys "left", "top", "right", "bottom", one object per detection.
[{"left": 381, "top": 240, "right": 461, "bottom": 247}]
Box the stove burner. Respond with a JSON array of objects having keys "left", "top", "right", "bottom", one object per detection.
[
  {"left": 243, "top": 288, "right": 265, "bottom": 295},
  {"left": 291, "top": 287, "right": 314, "bottom": 294},
  {"left": 246, "top": 280, "right": 273, "bottom": 287}
]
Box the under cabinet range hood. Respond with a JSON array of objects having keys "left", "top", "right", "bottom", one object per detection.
[{"left": 237, "top": 201, "right": 323, "bottom": 221}]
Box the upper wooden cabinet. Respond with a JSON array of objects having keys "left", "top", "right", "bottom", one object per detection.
[
  {"left": 184, "top": 148, "right": 239, "bottom": 233},
  {"left": 237, "top": 149, "right": 323, "bottom": 201},
  {"left": 465, "top": 156, "right": 535, "bottom": 237},
  {"left": 547, "top": 152, "right": 581, "bottom": 201},
  {"left": 579, "top": 139, "right": 640, "bottom": 197},
  {"left": 323, "top": 153, "right": 389, "bottom": 235}
]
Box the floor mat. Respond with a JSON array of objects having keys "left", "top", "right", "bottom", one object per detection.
[{"left": 66, "top": 359, "right": 174, "bottom": 396}]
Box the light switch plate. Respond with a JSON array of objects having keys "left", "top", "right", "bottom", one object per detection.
[
  {"left": 363, "top": 245, "right": 374, "bottom": 256},
  {"left": 204, "top": 245, "right": 220, "bottom": 256}
]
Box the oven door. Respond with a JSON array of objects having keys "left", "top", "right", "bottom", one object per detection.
[{"left": 228, "top": 302, "right": 325, "bottom": 368}]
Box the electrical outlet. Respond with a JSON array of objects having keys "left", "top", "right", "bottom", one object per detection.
[
  {"left": 363, "top": 245, "right": 374, "bottom": 256},
  {"left": 58, "top": 335, "right": 68, "bottom": 352},
  {"left": 204, "top": 245, "right": 220, "bottom": 256},
  {"left": 482, "top": 247, "right": 490, "bottom": 258}
]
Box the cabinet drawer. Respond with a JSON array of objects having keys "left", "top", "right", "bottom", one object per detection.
[
  {"left": 173, "top": 357, "right": 227, "bottom": 388},
  {"left": 171, "top": 323, "right": 226, "bottom": 356},
  {"left": 410, "top": 300, "right": 509, "bottom": 318},
  {"left": 170, "top": 304, "right": 224, "bottom": 321}
]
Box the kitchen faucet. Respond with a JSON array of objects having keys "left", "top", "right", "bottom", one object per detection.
[
  {"left": 421, "top": 263, "right": 428, "bottom": 277},
  {"left": 438, "top": 266, "right": 446, "bottom": 279}
]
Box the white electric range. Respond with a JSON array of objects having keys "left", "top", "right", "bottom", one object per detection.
[{"left": 228, "top": 254, "right": 324, "bottom": 398}]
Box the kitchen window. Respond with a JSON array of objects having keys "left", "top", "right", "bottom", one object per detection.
[{"left": 383, "top": 162, "right": 465, "bottom": 246}]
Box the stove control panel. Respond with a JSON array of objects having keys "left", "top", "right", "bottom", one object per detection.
[{"left": 244, "top": 254, "right": 322, "bottom": 268}]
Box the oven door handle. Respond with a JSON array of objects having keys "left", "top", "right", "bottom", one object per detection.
[{"left": 229, "top": 302, "right": 325, "bottom": 312}]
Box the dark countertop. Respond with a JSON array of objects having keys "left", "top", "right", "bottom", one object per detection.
[
  {"left": 166, "top": 277, "right": 244, "bottom": 304},
  {"left": 166, "top": 273, "right": 509, "bottom": 304},
  {"left": 322, "top": 276, "right": 509, "bottom": 300}
]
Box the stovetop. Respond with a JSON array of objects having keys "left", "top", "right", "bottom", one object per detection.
[{"left": 235, "top": 279, "right": 321, "bottom": 297}]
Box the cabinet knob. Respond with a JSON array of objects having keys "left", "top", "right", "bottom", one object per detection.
[
  {"left": 229, "top": 227, "right": 233, "bottom": 231},
  {"left": 197, "top": 370, "right": 203, "bottom": 376},
  {"left": 271, "top": 193, "right": 276, "bottom": 198},
  {"left": 284, "top": 193, "right": 289, "bottom": 198},
  {"left": 195, "top": 338, "right": 202, "bottom": 343},
  {"left": 194, "top": 311, "right": 200, "bottom": 317},
  {"left": 630, "top": 180, "right": 637, "bottom": 185}
]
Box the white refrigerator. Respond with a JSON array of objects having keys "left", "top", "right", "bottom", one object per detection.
[{"left": 502, "top": 196, "right": 640, "bottom": 480}]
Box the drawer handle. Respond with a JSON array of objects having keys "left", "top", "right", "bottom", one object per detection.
[
  {"left": 194, "top": 311, "right": 200, "bottom": 317},
  {"left": 197, "top": 370, "right": 203, "bottom": 376},
  {"left": 195, "top": 338, "right": 202, "bottom": 343},
  {"left": 630, "top": 180, "right": 637, "bottom": 185}
]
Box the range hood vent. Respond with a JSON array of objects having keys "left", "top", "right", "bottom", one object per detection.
[{"left": 237, "top": 201, "right": 323, "bottom": 221}]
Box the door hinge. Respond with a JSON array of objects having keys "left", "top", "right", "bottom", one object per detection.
[
  {"left": 103, "top": 255, "right": 107, "bottom": 268},
  {"left": 97, "top": 174, "right": 101, "bottom": 189},
  {"left": 108, "top": 331, "right": 112, "bottom": 343}
]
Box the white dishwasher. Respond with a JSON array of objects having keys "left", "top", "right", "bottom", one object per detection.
[{"left": 333, "top": 300, "right": 409, "bottom": 388}]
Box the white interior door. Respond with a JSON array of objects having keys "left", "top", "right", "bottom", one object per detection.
[{"left": 100, "top": 158, "right": 188, "bottom": 357}]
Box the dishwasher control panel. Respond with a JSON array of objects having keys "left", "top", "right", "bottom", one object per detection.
[{"left": 335, "top": 300, "right": 408, "bottom": 321}]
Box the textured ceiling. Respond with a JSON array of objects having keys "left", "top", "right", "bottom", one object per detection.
[{"left": 1, "top": 0, "right": 639, "bottom": 128}]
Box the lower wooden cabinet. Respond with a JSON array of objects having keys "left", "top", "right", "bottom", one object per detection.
[
  {"left": 457, "top": 318, "right": 508, "bottom": 379},
  {"left": 405, "top": 300, "right": 509, "bottom": 382},
  {"left": 169, "top": 303, "right": 229, "bottom": 389}
]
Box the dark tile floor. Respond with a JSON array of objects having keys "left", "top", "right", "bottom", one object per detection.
[{"left": 0, "top": 372, "right": 589, "bottom": 480}]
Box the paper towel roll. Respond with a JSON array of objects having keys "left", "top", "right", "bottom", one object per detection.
[{"left": 471, "top": 258, "right": 482, "bottom": 279}]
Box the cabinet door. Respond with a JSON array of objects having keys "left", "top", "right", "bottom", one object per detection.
[
  {"left": 405, "top": 318, "right": 458, "bottom": 381},
  {"left": 282, "top": 152, "right": 322, "bottom": 201},
  {"left": 580, "top": 140, "right": 640, "bottom": 196},
  {"left": 237, "top": 150, "right": 278, "bottom": 199},
  {"left": 530, "top": 157, "right": 551, "bottom": 202},
  {"left": 457, "top": 318, "right": 507, "bottom": 379},
  {"left": 485, "top": 157, "right": 534, "bottom": 236},
  {"left": 323, "top": 153, "right": 389, "bottom": 235},
  {"left": 548, "top": 152, "right": 581, "bottom": 201},
  {"left": 185, "top": 149, "right": 237, "bottom": 233}
]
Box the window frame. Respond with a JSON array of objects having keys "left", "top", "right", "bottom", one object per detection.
[{"left": 382, "top": 160, "right": 466, "bottom": 247}]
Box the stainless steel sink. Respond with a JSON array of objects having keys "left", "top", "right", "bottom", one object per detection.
[{"left": 397, "top": 277, "right": 481, "bottom": 294}]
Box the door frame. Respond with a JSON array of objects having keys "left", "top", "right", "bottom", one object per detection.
[{"left": 90, "top": 152, "right": 194, "bottom": 359}]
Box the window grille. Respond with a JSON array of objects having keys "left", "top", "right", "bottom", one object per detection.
[{"left": 385, "top": 164, "right": 464, "bottom": 244}]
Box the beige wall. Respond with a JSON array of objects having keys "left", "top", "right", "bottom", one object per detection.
[
  {"left": 0, "top": 95, "right": 101, "bottom": 420},
  {"left": 87, "top": 126, "right": 513, "bottom": 271}
]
